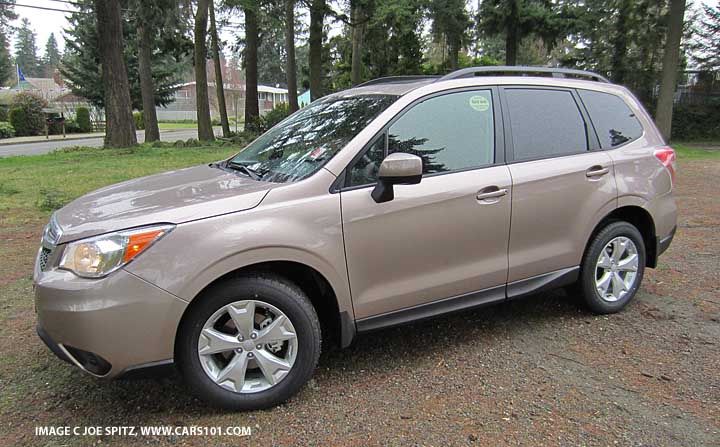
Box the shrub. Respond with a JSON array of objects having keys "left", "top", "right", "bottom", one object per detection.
[
  {"left": 75, "top": 107, "right": 92, "bottom": 133},
  {"left": 133, "top": 111, "right": 145, "bottom": 130},
  {"left": 671, "top": 102, "right": 720, "bottom": 141},
  {"left": 263, "top": 103, "right": 290, "bottom": 130},
  {"left": 0, "top": 105, "right": 8, "bottom": 122},
  {"left": 246, "top": 103, "right": 291, "bottom": 134},
  {"left": 64, "top": 119, "right": 81, "bottom": 134},
  {"left": 0, "top": 121, "right": 15, "bottom": 138},
  {"left": 9, "top": 91, "right": 47, "bottom": 136}
]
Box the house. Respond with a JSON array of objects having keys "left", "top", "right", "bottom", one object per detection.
[{"left": 157, "top": 82, "right": 290, "bottom": 122}]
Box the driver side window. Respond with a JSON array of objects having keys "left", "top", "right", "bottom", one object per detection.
[
  {"left": 345, "top": 89, "right": 495, "bottom": 188},
  {"left": 347, "top": 134, "right": 385, "bottom": 187}
]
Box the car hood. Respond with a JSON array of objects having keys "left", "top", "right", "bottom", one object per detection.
[{"left": 54, "top": 164, "right": 272, "bottom": 243}]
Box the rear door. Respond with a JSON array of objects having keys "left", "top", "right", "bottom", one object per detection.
[
  {"left": 502, "top": 87, "right": 617, "bottom": 285},
  {"left": 340, "top": 88, "right": 512, "bottom": 320}
]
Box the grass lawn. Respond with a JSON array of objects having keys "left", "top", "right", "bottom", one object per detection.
[
  {"left": 671, "top": 143, "right": 720, "bottom": 160},
  {"left": 157, "top": 122, "right": 199, "bottom": 130}
]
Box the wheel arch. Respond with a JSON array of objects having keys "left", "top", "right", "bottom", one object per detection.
[
  {"left": 586, "top": 205, "right": 658, "bottom": 268},
  {"left": 177, "top": 260, "right": 355, "bottom": 355}
]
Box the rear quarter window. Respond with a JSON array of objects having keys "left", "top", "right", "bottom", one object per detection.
[{"left": 578, "top": 90, "right": 644, "bottom": 148}]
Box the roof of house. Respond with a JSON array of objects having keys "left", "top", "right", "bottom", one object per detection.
[{"left": 178, "top": 82, "right": 289, "bottom": 94}]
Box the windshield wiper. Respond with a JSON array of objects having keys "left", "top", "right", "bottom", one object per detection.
[{"left": 225, "top": 161, "right": 261, "bottom": 181}]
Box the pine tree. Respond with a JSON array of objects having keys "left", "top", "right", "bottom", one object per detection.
[
  {"left": 42, "top": 33, "right": 61, "bottom": 77},
  {"left": 428, "top": 0, "right": 471, "bottom": 70},
  {"left": 692, "top": 2, "right": 720, "bottom": 71},
  {"left": 0, "top": 30, "right": 12, "bottom": 85},
  {"left": 476, "top": 0, "right": 564, "bottom": 66},
  {"left": 14, "top": 17, "right": 40, "bottom": 77},
  {"left": 61, "top": 1, "right": 190, "bottom": 109}
]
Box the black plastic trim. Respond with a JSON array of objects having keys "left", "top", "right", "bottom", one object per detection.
[
  {"left": 506, "top": 266, "right": 580, "bottom": 300},
  {"left": 36, "top": 325, "right": 73, "bottom": 365},
  {"left": 356, "top": 285, "right": 506, "bottom": 333},
  {"left": 117, "top": 359, "right": 176, "bottom": 380},
  {"left": 339, "top": 311, "right": 356, "bottom": 348},
  {"left": 657, "top": 225, "right": 676, "bottom": 258}
]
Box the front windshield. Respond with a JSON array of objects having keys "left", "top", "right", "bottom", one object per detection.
[{"left": 228, "top": 94, "right": 398, "bottom": 183}]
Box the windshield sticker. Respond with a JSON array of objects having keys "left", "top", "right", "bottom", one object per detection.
[{"left": 469, "top": 95, "right": 490, "bottom": 112}]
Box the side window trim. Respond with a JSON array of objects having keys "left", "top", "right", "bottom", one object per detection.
[
  {"left": 501, "top": 86, "right": 595, "bottom": 164},
  {"left": 337, "top": 86, "right": 505, "bottom": 192},
  {"left": 571, "top": 88, "right": 602, "bottom": 151}
]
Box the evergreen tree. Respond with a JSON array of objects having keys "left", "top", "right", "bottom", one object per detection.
[
  {"left": 42, "top": 33, "right": 61, "bottom": 77},
  {"left": 476, "top": 0, "right": 566, "bottom": 66},
  {"left": 0, "top": 0, "right": 15, "bottom": 84},
  {"left": 14, "top": 17, "right": 40, "bottom": 77},
  {"left": 0, "top": 30, "right": 12, "bottom": 85},
  {"left": 692, "top": 2, "right": 720, "bottom": 71},
  {"left": 61, "top": 1, "right": 190, "bottom": 110},
  {"left": 428, "top": 0, "right": 471, "bottom": 70}
]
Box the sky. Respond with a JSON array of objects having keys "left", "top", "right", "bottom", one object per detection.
[
  {"left": 12, "top": 0, "right": 72, "bottom": 55},
  {"left": 10, "top": 0, "right": 252, "bottom": 59}
]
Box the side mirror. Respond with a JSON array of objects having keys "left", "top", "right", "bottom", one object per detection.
[{"left": 371, "top": 153, "right": 422, "bottom": 203}]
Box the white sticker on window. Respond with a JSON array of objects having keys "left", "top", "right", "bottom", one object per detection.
[{"left": 469, "top": 95, "right": 490, "bottom": 112}]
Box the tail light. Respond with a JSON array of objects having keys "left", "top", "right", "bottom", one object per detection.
[{"left": 654, "top": 147, "right": 676, "bottom": 186}]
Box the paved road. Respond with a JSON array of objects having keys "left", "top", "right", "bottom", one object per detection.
[{"left": 0, "top": 128, "right": 214, "bottom": 157}]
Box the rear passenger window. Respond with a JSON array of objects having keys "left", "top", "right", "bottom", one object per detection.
[
  {"left": 578, "top": 90, "right": 643, "bottom": 148},
  {"left": 388, "top": 90, "right": 495, "bottom": 174},
  {"left": 505, "top": 89, "right": 587, "bottom": 161}
]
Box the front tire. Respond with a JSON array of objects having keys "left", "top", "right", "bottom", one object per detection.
[
  {"left": 176, "top": 274, "right": 321, "bottom": 410},
  {"left": 578, "top": 221, "right": 646, "bottom": 314}
]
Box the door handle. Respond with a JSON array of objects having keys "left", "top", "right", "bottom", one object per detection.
[
  {"left": 586, "top": 166, "right": 610, "bottom": 178},
  {"left": 476, "top": 188, "right": 508, "bottom": 201}
]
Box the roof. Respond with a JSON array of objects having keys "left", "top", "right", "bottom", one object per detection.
[
  {"left": 178, "top": 81, "right": 288, "bottom": 94},
  {"left": 336, "top": 66, "right": 611, "bottom": 98},
  {"left": 25, "top": 78, "right": 63, "bottom": 91}
]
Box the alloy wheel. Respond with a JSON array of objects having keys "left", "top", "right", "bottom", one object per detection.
[
  {"left": 197, "top": 300, "right": 298, "bottom": 393},
  {"left": 594, "top": 236, "right": 639, "bottom": 302}
]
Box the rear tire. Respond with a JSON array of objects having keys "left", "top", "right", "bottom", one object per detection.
[
  {"left": 578, "top": 221, "right": 646, "bottom": 314},
  {"left": 176, "top": 274, "right": 321, "bottom": 410}
]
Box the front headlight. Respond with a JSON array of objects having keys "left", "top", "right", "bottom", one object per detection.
[{"left": 59, "top": 224, "right": 174, "bottom": 278}]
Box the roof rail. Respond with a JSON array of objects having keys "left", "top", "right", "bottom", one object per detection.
[
  {"left": 437, "top": 66, "right": 610, "bottom": 83},
  {"left": 357, "top": 75, "right": 440, "bottom": 87}
]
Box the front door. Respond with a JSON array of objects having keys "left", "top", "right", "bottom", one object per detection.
[{"left": 339, "top": 89, "right": 512, "bottom": 320}]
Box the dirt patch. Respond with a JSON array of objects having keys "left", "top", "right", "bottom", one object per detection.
[{"left": 0, "top": 158, "right": 718, "bottom": 446}]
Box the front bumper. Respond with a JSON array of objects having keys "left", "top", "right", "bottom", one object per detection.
[{"left": 34, "top": 268, "right": 188, "bottom": 378}]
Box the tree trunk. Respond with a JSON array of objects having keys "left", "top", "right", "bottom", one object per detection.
[
  {"left": 285, "top": 0, "right": 299, "bottom": 111},
  {"left": 95, "top": 0, "right": 137, "bottom": 147},
  {"left": 308, "top": 0, "right": 325, "bottom": 100},
  {"left": 137, "top": 19, "right": 160, "bottom": 142},
  {"left": 655, "top": 0, "right": 687, "bottom": 141},
  {"left": 350, "top": 3, "right": 364, "bottom": 86},
  {"left": 505, "top": 0, "right": 519, "bottom": 66},
  {"left": 610, "top": 0, "right": 631, "bottom": 84},
  {"left": 194, "top": 0, "right": 214, "bottom": 141},
  {"left": 244, "top": 4, "right": 260, "bottom": 128},
  {"left": 209, "top": 0, "right": 230, "bottom": 137},
  {"left": 447, "top": 35, "right": 460, "bottom": 71}
]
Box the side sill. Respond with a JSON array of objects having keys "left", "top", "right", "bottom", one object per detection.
[
  {"left": 506, "top": 266, "right": 580, "bottom": 300},
  {"left": 356, "top": 285, "right": 506, "bottom": 333}
]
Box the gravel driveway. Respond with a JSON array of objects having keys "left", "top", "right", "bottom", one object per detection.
[{"left": 1, "top": 157, "right": 718, "bottom": 446}]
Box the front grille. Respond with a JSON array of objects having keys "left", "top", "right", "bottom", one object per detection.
[{"left": 38, "top": 247, "right": 51, "bottom": 271}]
